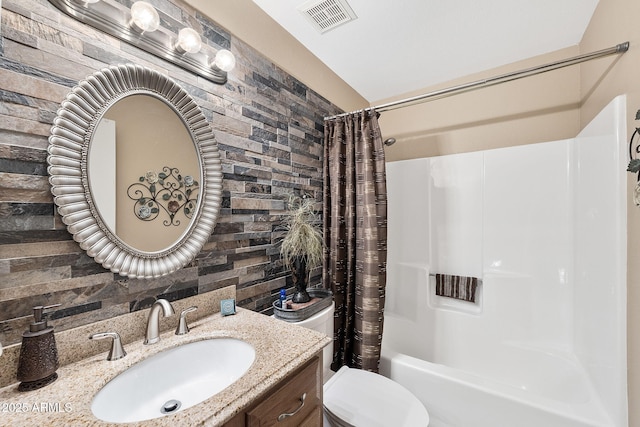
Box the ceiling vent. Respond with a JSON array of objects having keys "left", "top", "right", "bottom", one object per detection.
[{"left": 298, "top": 0, "right": 357, "bottom": 34}]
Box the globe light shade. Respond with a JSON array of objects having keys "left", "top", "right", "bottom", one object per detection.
[
  {"left": 130, "top": 1, "right": 160, "bottom": 33},
  {"left": 175, "top": 28, "right": 202, "bottom": 54},
  {"left": 212, "top": 49, "right": 236, "bottom": 72}
]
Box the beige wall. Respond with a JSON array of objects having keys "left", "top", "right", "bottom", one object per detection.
[
  {"left": 580, "top": 0, "right": 640, "bottom": 425},
  {"left": 377, "top": 46, "right": 583, "bottom": 161},
  {"left": 105, "top": 95, "right": 201, "bottom": 253},
  {"left": 580, "top": 0, "right": 639, "bottom": 128}
]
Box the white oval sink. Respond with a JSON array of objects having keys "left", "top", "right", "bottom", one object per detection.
[{"left": 91, "top": 338, "right": 255, "bottom": 423}]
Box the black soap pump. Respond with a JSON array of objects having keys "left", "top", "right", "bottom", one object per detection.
[{"left": 17, "top": 304, "right": 61, "bottom": 392}]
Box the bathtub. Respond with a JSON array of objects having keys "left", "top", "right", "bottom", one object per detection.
[
  {"left": 379, "top": 261, "right": 620, "bottom": 427},
  {"left": 379, "top": 342, "right": 614, "bottom": 427}
]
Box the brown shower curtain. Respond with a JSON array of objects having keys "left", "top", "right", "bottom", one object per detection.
[{"left": 323, "top": 110, "right": 388, "bottom": 373}]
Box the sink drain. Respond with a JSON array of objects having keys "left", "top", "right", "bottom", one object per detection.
[{"left": 161, "top": 399, "right": 182, "bottom": 414}]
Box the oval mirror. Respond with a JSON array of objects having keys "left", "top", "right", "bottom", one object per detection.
[
  {"left": 89, "top": 94, "right": 201, "bottom": 253},
  {"left": 47, "top": 64, "right": 222, "bottom": 279}
]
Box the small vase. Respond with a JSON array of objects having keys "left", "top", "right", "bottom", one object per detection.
[{"left": 291, "top": 256, "right": 311, "bottom": 303}]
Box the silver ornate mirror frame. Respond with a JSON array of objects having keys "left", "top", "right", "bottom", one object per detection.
[{"left": 47, "top": 63, "right": 223, "bottom": 279}]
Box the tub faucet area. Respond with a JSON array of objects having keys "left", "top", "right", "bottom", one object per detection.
[{"left": 144, "top": 299, "right": 175, "bottom": 345}]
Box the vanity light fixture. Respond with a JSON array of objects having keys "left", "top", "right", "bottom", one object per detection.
[
  {"left": 47, "top": 0, "right": 233, "bottom": 84},
  {"left": 175, "top": 28, "right": 202, "bottom": 54},
  {"left": 130, "top": 1, "right": 160, "bottom": 33},
  {"left": 211, "top": 49, "right": 236, "bottom": 72}
]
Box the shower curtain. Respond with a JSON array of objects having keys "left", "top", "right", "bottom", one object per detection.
[{"left": 323, "top": 110, "right": 388, "bottom": 372}]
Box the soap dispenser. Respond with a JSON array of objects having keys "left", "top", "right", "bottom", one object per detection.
[{"left": 17, "top": 304, "right": 61, "bottom": 392}]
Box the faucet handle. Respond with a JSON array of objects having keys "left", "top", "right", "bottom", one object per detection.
[
  {"left": 175, "top": 306, "right": 198, "bottom": 335},
  {"left": 90, "top": 332, "right": 127, "bottom": 361}
]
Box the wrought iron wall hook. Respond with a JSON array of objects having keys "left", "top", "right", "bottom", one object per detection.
[
  {"left": 627, "top": 109, "right": 640, "bottom": 206},
  {"left": 627, "top": 118, "right": 640, "bottom": 179}
]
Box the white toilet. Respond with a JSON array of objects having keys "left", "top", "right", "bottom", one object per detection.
[{"left": 275, "top": 302, "right": 430, "bottom": 427}]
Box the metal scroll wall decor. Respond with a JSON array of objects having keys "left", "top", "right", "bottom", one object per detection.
[
  {"left": 129, "top": 167, "right": 199, "bottom": 226},
  {"left": 627, "top": 109, "right": 640, "bottom": 206}
]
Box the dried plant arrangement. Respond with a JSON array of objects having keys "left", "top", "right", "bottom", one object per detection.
[
  {"left": 279, "top": 194, "right": 323, "bottom": 303},
  {"left": 280, "top": 194, "right": 322, "bottom": 268}
]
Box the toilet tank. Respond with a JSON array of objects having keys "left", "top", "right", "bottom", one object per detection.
[{"left": 275, "top": 302, "right": 334, "bottom": 381}]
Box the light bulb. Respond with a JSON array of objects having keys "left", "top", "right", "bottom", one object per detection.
[
  {"left": 130, "top": 1, "right": 160, "bottom": 33},
  {"left": 211, "top": 49, "right": 236, "bottom": 72},
  {"left": 175, "top": 28, "right": 202, "bottom": 54}
]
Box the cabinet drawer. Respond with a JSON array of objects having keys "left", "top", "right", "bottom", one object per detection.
[{"left": 246, "top": 357, "right": 320, "bottom": 427}]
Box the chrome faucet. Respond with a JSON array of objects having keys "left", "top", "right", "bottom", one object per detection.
[{"left": 144, "top": 299, "right": 175, "bottom": 345}]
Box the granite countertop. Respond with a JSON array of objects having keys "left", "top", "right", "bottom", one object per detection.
[{"left": 0, "top": 308, "right": 330, "bottom": 426}]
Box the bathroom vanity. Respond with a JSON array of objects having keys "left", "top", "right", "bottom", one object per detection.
[{"left": 0, "top": 293, "right": 330, "bottom": 426}]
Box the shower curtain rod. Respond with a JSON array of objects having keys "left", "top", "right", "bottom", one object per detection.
[{"left": 324, "top": 41, "right": 629, "bottom": 121}]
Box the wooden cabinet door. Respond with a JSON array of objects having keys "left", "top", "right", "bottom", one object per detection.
[
  {"left": 298, "top": 405, "right": 322, "bottom": 427},
  {"left": 246, "top": 357, "right": 321, "bottom": 427}
]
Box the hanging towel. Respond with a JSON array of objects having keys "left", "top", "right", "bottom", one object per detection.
[{"left": 435, "top": 274, "right": 479, "bottom": 303}]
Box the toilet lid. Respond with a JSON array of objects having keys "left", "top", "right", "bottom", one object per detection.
[{"left": 323, "top": 366, "right": 430, "bottom": 427}]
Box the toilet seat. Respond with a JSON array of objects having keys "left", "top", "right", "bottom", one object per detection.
[{"left": 323, "top": 366, "right": 430, "bottom": 427}]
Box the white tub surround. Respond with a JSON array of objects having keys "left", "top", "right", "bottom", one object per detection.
[{"left": 382, "top": 95, "right": 627, "bottom": 427}]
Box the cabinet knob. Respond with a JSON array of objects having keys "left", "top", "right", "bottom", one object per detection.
[{"left": 277, "top": 392, "right": 306, "bottom": 422}]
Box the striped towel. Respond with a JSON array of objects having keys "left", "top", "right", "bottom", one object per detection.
[{"left": 435, "top": 274, "right": 479, "bottom": 303}]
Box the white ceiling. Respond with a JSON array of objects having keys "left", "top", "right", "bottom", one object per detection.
[{"left": 251, "top": 0, "right": 599, "bottom": 102}]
